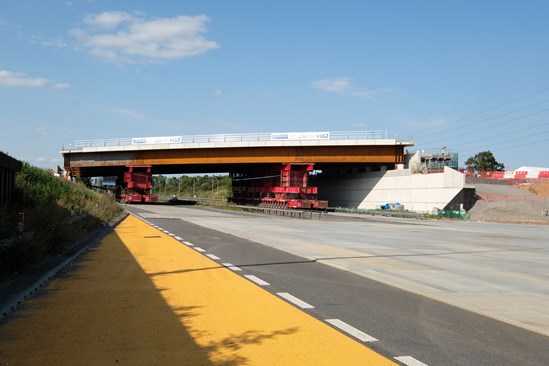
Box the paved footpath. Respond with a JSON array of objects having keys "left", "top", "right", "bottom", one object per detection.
[{"left": 0, "top": 215, "right": 394, "bottom": 365}]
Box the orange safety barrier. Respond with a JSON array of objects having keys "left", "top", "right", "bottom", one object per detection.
[{"left": 514, "top": 171, "right": 528, "bottom": 179}]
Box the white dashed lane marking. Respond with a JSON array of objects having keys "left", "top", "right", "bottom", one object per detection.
[
  {"left": 244, "top": 275, "right": 270, "bottom": 286},
  {"left": 276, "top": 292, "right": 314, "bottom": 309},
  {"left": 222, "top": 263, "right": 242, "bottom": 271},
  {"left": 134, "top": 213, "right": 432, "bottom": 365},
  {"left": 325, "top": 319, "right": 378, "bottom": 342},
  {"left": 395, "top": 356, "right": 429, "bottom": 366}
]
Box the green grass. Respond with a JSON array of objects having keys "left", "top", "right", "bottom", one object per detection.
[{"left": 0, "top": 163, "right": 121, "bottom": 276}]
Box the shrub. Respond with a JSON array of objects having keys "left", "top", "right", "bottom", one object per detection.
[{"left": 0, "top": 163, "right": 121, "bottom": 276}]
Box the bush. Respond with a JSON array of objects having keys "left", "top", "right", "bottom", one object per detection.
[{"left": 0, "top": 163, "right": 121, "bottom": 276}]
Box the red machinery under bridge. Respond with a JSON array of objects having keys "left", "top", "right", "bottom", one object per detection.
[
  {"left": 230, "top": 163, "right": 328, "bottom": 209},
  {"left": 120, "top": 166, "right": 158, "bottom": 203}
]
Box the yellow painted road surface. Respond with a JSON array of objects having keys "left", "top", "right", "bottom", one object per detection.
[{"left": 0, "top": 215, "right": 395, "bottom": 365}]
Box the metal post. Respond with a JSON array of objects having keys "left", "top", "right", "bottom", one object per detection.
[{"left": 212, "top": 176, "right": 219, "bottom": 198}]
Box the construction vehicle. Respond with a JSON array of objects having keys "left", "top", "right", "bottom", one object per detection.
[
  {"left": 230, "top": 163, "right": 328, "bottom": 209},
  {"left": 119, "top": 166, "right": 158, "bottom": 203}
]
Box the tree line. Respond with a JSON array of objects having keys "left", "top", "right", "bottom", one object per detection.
[{"left": 151, "top": 174, "right": 232, "bottom": 200}]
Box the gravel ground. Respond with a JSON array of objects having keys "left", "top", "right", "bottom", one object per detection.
[{"left": 469, "top": 183, "right": 549, "bottom": 223}]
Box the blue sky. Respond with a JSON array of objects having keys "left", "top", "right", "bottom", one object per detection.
[{"left": 1, "top": 0, "right": 548, "bottom": 170}]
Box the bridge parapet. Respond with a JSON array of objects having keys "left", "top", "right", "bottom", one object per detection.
[{"left": 63, "top": 130, "right": 413, "bottom": 151}]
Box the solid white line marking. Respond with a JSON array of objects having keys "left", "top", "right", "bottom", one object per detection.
[
  {"left": 325, "top": 319, "right": 378, "bottom": 342},
  {"left": 195, "top": 247, "right": 206, "bottom": 252},
  {"left": 276, "top": 292, "right": 314, "bottom": 309},
  {"left": 244, "top": 275, "right": 270, "bottom": 286},
  {"left": 175, "top": 236, "right": 183, "bottom": 241},
  {"left": 222, "top": 263, "right": 242, "bottom": 271},
  {"left": 395, "top": 356, "right": 429, "bottom": 366},
  {"left": 206, "top": 254, "right": 220, "bottom": 260},
  {"left": 183, "top": 241, "right": 194, "bottom": 246}
]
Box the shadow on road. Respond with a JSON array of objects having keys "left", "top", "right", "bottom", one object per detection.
[{"left": 0, "top": 226, "right": 297, "bottom": 365}]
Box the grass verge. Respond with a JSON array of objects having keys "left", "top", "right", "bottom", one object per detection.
[{"left": 0, "top": 163, "right": 121, "bottom": 277}]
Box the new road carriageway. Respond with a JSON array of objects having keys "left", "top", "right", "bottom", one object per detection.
[{"left": 1, "top": 204, "right": 548, "bottom": 365}]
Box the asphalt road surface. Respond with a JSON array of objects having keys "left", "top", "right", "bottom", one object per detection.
[
  {"left": 1, "top": 204, "right": 548, "bottom": 365},
  {"left": 126, "top": 204, "right": 549, "bottom": 366},
  {"left": 1, "top": 215, "right": 395, "bottom": 365}
]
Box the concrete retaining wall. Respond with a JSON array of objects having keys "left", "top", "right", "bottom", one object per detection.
[{"left": 316, "top": 167, "right": 468, "bottom": 212}]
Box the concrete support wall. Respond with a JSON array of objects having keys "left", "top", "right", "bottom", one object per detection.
[
  {"left": 0, "top": 152, "right": 22, "bottom": 206},
  {"left": 316, "top": 167, "right": 467, "bottom": 212}
]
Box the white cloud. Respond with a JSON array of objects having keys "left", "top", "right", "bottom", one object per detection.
[
  {"left": 32, "top": 35, "right": 68, "bottom": 48},
  {"left": 312, "top": 77, "right": 353, "bottom": 92},
  {"left": 83, "top": 11, "right": 135, "bottom": 30},
  {"left": 72, "top": 11, "right": 219, "bottom": 64},
  {"left": 0, "top": 70, "right": 70, "bottom": 90},
  {"left": 53, "top": 83, "right": 71, "bottom": 90},
  {"left": 0, "top": 70, "right": 49, "bottom": 88},
  {"left": 0, "top": 18, "right": 67, "bottom": 49},
  {"left": 23, "top": 31, "right": 68, "bottom": 48},
  {"left": 312, "top": 77, "right": 377, "bottom": 98},
  {"left": 213, "top": 89, "right": 223, "bottom": 96}
]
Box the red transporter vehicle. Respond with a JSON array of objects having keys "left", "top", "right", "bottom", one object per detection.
[
  {"left": 119, "top": 166, "right": 158, "bottom": 203},
  {"left": 230, "top": 163, "right": 328, "bottom": 209}
]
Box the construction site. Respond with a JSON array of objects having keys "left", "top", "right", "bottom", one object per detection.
[
  {"left": 467, "top": 179, "right": 549, "bottom": 224},
  {"left": 75, "top": 135, "right": 549, "bottom": 224}
]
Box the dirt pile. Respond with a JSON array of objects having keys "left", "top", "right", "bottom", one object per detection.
[
  {"left": 515, "top": 180, "right": 549, "bottom": 198},
  {"left": 468, "top": 182, "right": 549, "bottom": 224}
]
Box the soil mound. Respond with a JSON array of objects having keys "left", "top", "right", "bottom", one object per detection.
[{"left": 468, "top": 182, "right": 549, "bottom": 224}]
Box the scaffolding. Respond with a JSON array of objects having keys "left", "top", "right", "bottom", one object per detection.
[{"left": 409, "top": 147, "right": 458, "bottom": 174}]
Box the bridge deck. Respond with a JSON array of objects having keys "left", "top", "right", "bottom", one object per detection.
[{"left": 61, "top": 131, "right": 414, "bottom": 176}]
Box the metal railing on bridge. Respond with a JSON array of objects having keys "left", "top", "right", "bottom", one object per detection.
[{"left": 64, "top": 130, "right": 413, "bottom": 150}]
